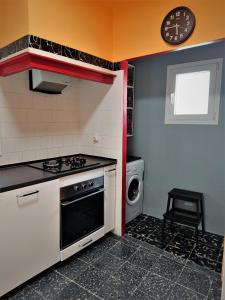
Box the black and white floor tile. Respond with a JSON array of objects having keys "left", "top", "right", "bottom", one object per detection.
[
  {"left": 127, "top": 214, "right": 224, "bottom": 274},
  {"left": 4, "top": 215, "right": 223, "bottom": 299}
]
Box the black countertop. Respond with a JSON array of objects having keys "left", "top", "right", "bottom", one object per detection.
[{"left": 0, "top": 155, "right": 117, "bottom": 193}]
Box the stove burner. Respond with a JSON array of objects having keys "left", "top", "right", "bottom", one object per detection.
[
  {"left": 42, "top": 156, "right": 88, "bottom": 172},
  {"left": 28, "top": 155, "right": 99, "bottom": 174},
  {"left": 43, "top": 161, "right": 60, "bottom": 169}
]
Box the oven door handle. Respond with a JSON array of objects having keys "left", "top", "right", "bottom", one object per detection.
[{"left": 61, "top": 188, "right": 105, "bottom": 207}]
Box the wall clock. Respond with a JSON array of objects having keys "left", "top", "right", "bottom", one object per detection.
[{"left": 161, "top": 6, "right": 196, "bottom": 45}]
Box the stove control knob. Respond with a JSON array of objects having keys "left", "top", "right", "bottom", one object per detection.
[
  {"left": 82, "top": 183, "right": 87, "bottom": 190},
  {"left": 89, "top": 181, "right": 94, "bottom": 187},
  {"left": 74, "top": 185, "right": 80, "bottom": 192}
]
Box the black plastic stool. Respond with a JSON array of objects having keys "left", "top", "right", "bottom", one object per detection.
[{"left": 162, "top": 188, "right": 205, "bottom": 242}]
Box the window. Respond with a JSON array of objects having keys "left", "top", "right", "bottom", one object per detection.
[{"left": 165, "top": 58, "right": 223, "bottom": 124}]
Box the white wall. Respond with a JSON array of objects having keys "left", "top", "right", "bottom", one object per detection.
[
  {"left": 0, "top": 70, "right": 124, "bottom": 235},
  {"left": 0, "top": 71, "right": 81, "bottom": 165}
]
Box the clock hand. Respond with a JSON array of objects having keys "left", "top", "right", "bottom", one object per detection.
[
  {"left": 166, "top": 24, "right": 180, "bottom": 35},
  {"left": 166, "top": 25, "right": 177, "bottom": 29},
  {"left": 175, "top": 23, "right": 179, "bottom": 35}
]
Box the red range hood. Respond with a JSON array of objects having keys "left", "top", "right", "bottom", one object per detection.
[{"left": 0, "top": 52, "right": 116, "bottom": 84}]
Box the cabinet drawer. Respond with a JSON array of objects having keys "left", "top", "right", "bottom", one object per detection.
[{"left": 60, "top": 227, "right": 105, "bottom": 261}]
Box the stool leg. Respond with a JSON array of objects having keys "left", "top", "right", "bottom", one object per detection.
[
  {"left": 200, "top": 198, "right": 205, "bottom": 236},
  {"left": 170, "top": 220, "right": 174, "bottom": 233},
  {"left": 195, "top": 225, "right": 198, "bottom": 244},
  {"left": 170, "top": 198, "right": 175, "bottom": 232},
  {"left": 196, "top": 200, "right": 200, "bottom": 242},
  {"left": 166, "top": 196, "right": 171, "bottom": 212},
  {"left": 201, "top": 218, "right": 205, "bottom": 236}
]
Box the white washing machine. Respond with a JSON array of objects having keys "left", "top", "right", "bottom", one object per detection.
[{"left": 126, "top": 157, "right": 144, "bottom": 224}]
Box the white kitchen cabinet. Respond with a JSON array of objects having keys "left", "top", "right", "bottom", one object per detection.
[
  {"left": 104, "top": 165, "right": 116, "bottom": 233},
  {"left": 0, "top": 180, "right": 60, "bottom": 297}
]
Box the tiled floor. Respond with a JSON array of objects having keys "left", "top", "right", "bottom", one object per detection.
[
  {"left": 5, "top": 215, "right": 223, "bottom": 300},
  {"left": 126, "top": 214, "right": 224, "bottom": 273}
]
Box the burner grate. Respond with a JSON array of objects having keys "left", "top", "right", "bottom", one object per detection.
[{"left": 28, "top": 155, "right": 99, "bottom": 174}]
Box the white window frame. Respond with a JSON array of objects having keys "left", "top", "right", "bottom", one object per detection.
[{"left": 165, "top": 58, "right": 223, "bottom": 125}]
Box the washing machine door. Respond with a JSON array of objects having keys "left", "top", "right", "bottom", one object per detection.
[{"left": 127, "top": 175, "right": 142, "bottom": 206}]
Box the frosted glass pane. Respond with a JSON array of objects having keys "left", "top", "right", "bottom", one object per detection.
[{"left": 174, "top": 71, "right": 210, "bottom": 115}]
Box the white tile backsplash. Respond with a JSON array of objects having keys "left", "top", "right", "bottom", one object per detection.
[
  {"left": 0, "top": 70, "right": 124, "bottom": 169},
  {"left": 0, "top": 71, "right": 81, "bottom": 165},
  {"left": 79, "top": 72, "right": 123, "bottom": 160}
]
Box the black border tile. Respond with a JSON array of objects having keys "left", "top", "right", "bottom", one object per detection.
[{"left": 0, "top": 35, "right": 119, "bottom": 71}]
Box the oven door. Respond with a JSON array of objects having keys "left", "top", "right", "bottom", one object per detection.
[{"left": 60, "top": 188, "right": 104, "bottom": 250}]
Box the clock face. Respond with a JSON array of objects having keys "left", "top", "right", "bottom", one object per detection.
[{"left": 161, "top": 6, "right": 196, "bottom": 45}]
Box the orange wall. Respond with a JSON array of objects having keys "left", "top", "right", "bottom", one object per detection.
[
  {"left": 0, "top": 0, "right": 113, "bottom": 60},
  {"left": 27, "top": 0, "right": 113, "bottom": 60},
  {"left": 0, "top": 0, "right": 225, "bottom": 61},
  {"left": 0, "top": 0, "right": 29, "bottom": 48},
  {"left": 113, "top": 0, "right": 225, "bottom": 61}
]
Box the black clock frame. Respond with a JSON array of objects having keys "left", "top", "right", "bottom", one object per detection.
[{"left": 161, "top": 6, "right": 196, "bottom": 45}]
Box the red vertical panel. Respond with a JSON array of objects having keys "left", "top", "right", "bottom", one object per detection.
[{"left": 120, "top": 60, "right": 128, "bottom": 236}]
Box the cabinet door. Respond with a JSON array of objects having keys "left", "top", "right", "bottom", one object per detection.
[
  {"left": 0, "top": 180, "right": 60, "bottom": 297},
  {"left": 104, "top": 165, "right": 116, "bottom": 233}
]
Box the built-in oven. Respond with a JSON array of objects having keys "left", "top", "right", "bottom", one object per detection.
[{"left": 60, "top": 176, "right": 104, "bottom": 253}]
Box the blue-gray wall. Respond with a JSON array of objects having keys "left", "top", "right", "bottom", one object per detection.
[{"left": 128, "top": 41, "right": 225, "bottom": 235}]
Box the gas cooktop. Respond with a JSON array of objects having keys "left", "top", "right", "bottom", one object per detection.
[{"left": 28, "top": 155, "right": 100, "bottom": 174}]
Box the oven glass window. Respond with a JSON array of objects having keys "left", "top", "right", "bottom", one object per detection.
[{"left": 61, "top": 190, "right": 104, "bottom": 249}]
